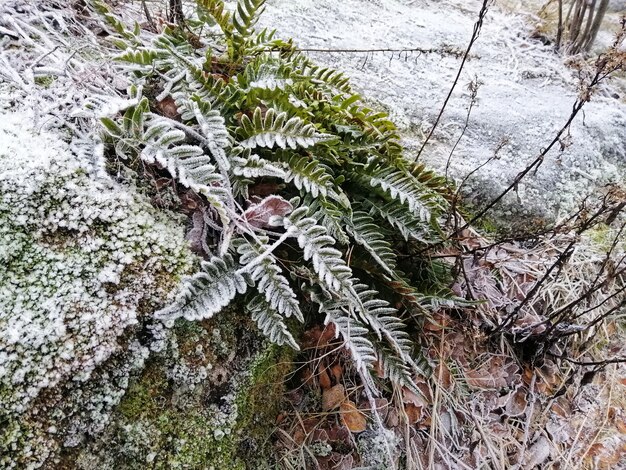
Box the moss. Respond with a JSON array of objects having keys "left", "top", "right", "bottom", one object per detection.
[
  {"left": 34, "top": 75, "right": 56, "bottom": 88},
  {"left": 233, "top": 343, "right": 295, "bottom": 466},
  {"left": 78, "top": 310, "right": 294, "bottom": 469}
]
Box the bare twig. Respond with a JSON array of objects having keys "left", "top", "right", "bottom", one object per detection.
[{"left": 416, "top": 0, "right": 492, "bottom": 159}]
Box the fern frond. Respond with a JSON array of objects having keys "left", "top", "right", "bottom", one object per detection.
[
  {"left": 368, "top": 167, "right": 443, "bottom": 221},
  {"left": 284, "top": 207, "right": 352, "bottom": 292},
  {"left": 316, "top": 293, "right": 377, "bottom": 374},
  {"left": 352, "top": 284, "right": 414, "bottom": 360},
  {"left": 189, "top": 98, "right": 231, "bottom": 171},
  {"left": 377, "top": 349, "right": 425, "bottom": 394},
  {"left": 283, "top": 155, "right": 335, "bottom": 198},
  {"left": 238, "top": 107, "right": 334, "bottom": 150},
  {"left": 197, "top": 0, "right": 232, "bottom": 35},
  {"left": 155, "top": 254, "right": 247, "bottom": 322},
  {"left": 232, "top": 149, "right": 286, "bottom": 179},
  {"left": 362, "top": 200, "right": 436, "bottom": 243},
  {"left": 231, "top": 0, "right": 266, "bottom": 58},
  {"left": 290, "top": 55, "right": 353, "bottom": 95},
  {"left": 301, "top": 195, "right": 350, "bottom": 246},
  {"left": 141, "top": 118, "right": 231, "bottom": 225},
  {"left": 346, "top": 211, "right": 398, "bottom": 277},
  {"left": 247, "top": 296, "right": 300, "bottom": 350},
  {"left": 237, "top": 237, "right": 304, "bottom": 322}
]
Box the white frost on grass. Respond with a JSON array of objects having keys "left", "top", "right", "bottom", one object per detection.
[{"left": 259, "top": 0, "right": 626, "bottom": 223}]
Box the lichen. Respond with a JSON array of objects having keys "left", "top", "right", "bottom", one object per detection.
[
  {"left": 0, "top": 112, "right": 194, "bottom": 468},
  {"left": 70, "top": 313, "right": 294, "bottom": 469}
]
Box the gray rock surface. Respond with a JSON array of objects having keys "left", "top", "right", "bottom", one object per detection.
[{"left": 260, "top": 0, "right": 626, "bottom": 226}]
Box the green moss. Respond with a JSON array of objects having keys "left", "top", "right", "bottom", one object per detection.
[
  {"left": 233, "top": 343, "right": 295, "bottom": 466},
  {"left": 94, "top": 313, "right": 294, "bottom": 469},
  {"left": 34, "top": 75, "right": 56, "bottom": 88}
]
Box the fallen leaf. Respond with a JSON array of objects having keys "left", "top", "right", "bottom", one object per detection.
[
  {"left": 330, "top": 363, "right": 343, "bottom": 384},
  {"left": 505, "top": 386, "right": 528, "bottom": 417},
  {"left": 322, "top": 384, "right": 345, "bottom": 411},
  {"left": 340, "top": 400, "right": 367, "bottom": 433},
  {"left": 405, "top": 403, "right": 423, "bottom": 424},
  {"left": 242, "top": 195, "right": 293, "bottom": 228},
  {"left": 318, "top": 364, "right": 332, "bottom": 390}
]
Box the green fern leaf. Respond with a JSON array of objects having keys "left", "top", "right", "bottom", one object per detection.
[
  {"left": 238, "top": 107, "right": 334, "bottom": 150},
  {"left": 369, "top": 167, "right": 443, "bottom": 221},
  {"left": 156, "top": 254, "right": 247, "bottom": 322},
  {"left": 247, "top": 297, "right": 300, "bottom": 350},
  {"left": 284, "top": 207, "right": 352, "bottom": 292},
  {"left": 346, "top": 211, "right": 398, "bottom": 277},
  {"left": 237, "top": 237, "right": 304, "bottom": 322}
]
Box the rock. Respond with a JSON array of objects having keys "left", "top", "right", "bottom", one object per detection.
[{"left": 0, "top": 112, "right": 194, "bottom": 468}]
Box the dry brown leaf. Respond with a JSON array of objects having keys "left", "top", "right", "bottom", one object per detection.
[
  {"left": 434, "top": 362, "right": 453, "bottom": 390},
  {"left": 322, "top": 384, "right": 345, "bottom": 411},
  {"left": 405, "top": 403, "right": 423, "bottom": 424},
  {"left": 505, "top": 386, "right": 528, "bottom": 417},
  {"left": 318, "top": 365, "right": 332, "bottom": 390},
  {"left": 330, "top": 363, "right": 343, "bottom": 384},
  {"left": 243, "top": 195, "right": 293, "bottom": 229},
  {"left": 340, "top": 400, "right": 367, "bottom": 433},
  {"left": 301, "top": 323, "right": 336, "bottom": 348},
  {"left": 402, "top": 387, "right": 428, "bottom": 407}
]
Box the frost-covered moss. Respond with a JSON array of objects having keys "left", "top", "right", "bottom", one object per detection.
[
  {"left": 71, "top": 313, "right": 293, "bottom": 470},
  {"left": 0, "top": 113, "right": 194, "bottom": 467}
]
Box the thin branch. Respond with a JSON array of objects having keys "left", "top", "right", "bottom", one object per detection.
[{"left": 416, "top": 0, "right": 492, "bottom": 159}]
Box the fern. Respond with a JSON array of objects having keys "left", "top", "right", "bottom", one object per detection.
[
  {"left": 368, "top": 166, "right": 443, "bottom": 221},
  {"left": 316, "top": 293, "right": 377, "bottom": 376},
  {"left": 238, "top": 107, "right": 334, "bottom": 149},
  {"left": 232, "top": 149, "right": 286, "bottom": 179},
  {"left": 89, "top": 0, "right": 457, "bottom": 397},
  {"left": 346, "top": 211, "right": 398, "bottom": 278},
  {"left": 283, "top": 154, "right": 334, "bottom": 199},
  {"left": 237, "top": 237, "right": 304, "bottom": 322},
  {"left": 247, "top": 296, "right": 299, "bottom": 350},
  {"left": 284, "top": 207, "right": 353, "bottom": 292},
  {"left": 361, "top": 199, "right": 436, "bottom": 243},
  {"left": 141, "top": 118, "right": 231, "bottom": 226},
  {"left": 231, "top": 0, "right": 266, "bottom": 60},
  {"left": 197, "top": 0, "right": 232, "bottom": 35},
  {"left": 155, "top": 254, "right": 247, "bottom": 322}
]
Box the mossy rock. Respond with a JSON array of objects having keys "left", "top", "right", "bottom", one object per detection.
[{"left": 70, "top": 310, "right": 294, "bottom": 469}]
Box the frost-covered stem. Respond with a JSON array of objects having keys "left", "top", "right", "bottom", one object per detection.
[{"left": 235, "top": 227, "right": 295, "bottom": 275}]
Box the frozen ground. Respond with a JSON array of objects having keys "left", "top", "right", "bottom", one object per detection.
[{"left": 259, "top": 0, "right": 626, "bottom": 226}]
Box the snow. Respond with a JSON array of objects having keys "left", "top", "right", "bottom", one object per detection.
[{"left": 259, "top": 0, "right": 626, "bottom": 225}]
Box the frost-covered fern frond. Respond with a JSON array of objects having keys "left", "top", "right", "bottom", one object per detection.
[
  {"left": 318, "top": 294, "right": 377, "bottom": 377},
  {"left": 368, "top": 166, "right": 444, "bottom": 221},
  {"left": 247, "top": 296, "right": 299, "bottom": 350},
  {"left": 238, "top": 107, "right": 334, "bottom": 150},
  {"left": 361, "top": 200, "right": 436, "bottom": 243},
  {"left": 352, "top": 284, "right": 414, "bottom": 363},
  {"left": 156, "top": 254, "right": 247, "bottom": 322},
  {"left": 232, "top": 149, "right": 286, "bottom": 179},
  {"left": 284, "top": 207, "right": 353, "bottom": 292},
  {"left": 237, "top": 237, "right": 304, "bottom": 322},
  {"left": 283, "top": 154, "right": 335, "bottom": 199},
  {"left": 346, "top": 211, "right": 398, "bottom": 278}
]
